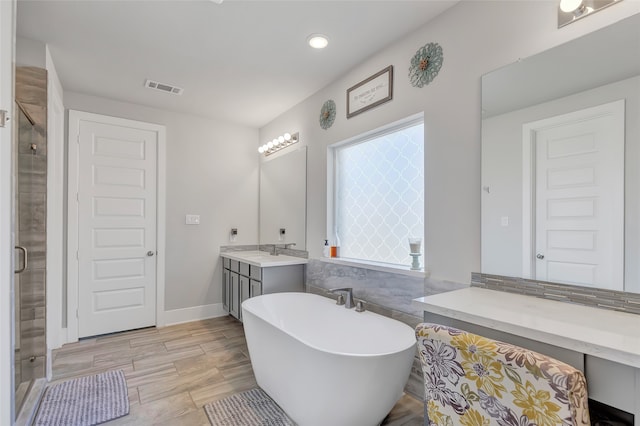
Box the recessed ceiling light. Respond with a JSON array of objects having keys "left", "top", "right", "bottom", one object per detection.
[{"left": 307, "top": 34, "right": 329, "bottom": 49}]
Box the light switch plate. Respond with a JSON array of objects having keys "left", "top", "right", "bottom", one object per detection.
[
  {"left": 186, "top": 214, "right": 200, "bottom": 225},
  {"left": 501, "top": 216, "right": 509, "bottom": 227}
]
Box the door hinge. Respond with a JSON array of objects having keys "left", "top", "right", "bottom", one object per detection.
[
  {"left": 76, "top": 309, "right": 78, "bottom": 318},
  {"left": 76, "top": 250, "right": 79, "bottom": 260},
  {"left": 76, "top": 133, "right": 80, "bottom": 144},
  {"left": 0, "top": 110, "right": 9, "bottom": 128},
  {"left": 76, "top": 192, "right": 79, "bottom": 202}
]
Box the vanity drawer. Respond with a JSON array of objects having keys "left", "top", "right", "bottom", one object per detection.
[
  {"left": 250, "top": 265, "right": 262, "bottom": 281},
  {"left": 240, "top": 262, "right": 250, "bottom": 277},
  {"left": 423, "top": 313, "right": 585, "bottom": 372},
  {"left": 586, "top": 355, "right": 637, "bottom": 414},
  {"left": 230, "top": 260, "right": 240, "bottom": 273},
  {"left": 223, "top": 257, "right": 230, "bottom": 269}
]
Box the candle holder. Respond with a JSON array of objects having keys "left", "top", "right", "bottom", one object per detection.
[{"left": 408, "top": 237, "right": 422, "bottom": 270}]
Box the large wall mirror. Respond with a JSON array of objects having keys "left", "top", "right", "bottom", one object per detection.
[
  {"left": 481, "top": 14, "right": 640, "bottom": 293},
  {"left": 259, "top": 146, "right": 307, "bottom": 250}
]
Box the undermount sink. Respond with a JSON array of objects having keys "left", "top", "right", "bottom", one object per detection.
[{"left": 222, "top": 250, "right": 307, "bottom": 267}]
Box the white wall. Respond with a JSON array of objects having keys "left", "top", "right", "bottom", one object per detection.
[
  {"left": 16, "top": 36, "right": 45, "bottom": 68},
  {"left": 0, "top": 1, "right": 16, "bottom": 423},
  {"left": 45, "top": 45, "right": 65, "bottom": 363},
  {"left": 259, "top": 0, "right": 640, "bottom": 286},
  {"left": 64, "top": 92, "right": 259, "bottom": 311}
]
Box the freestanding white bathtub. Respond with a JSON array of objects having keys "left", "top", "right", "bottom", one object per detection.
[{"left": 241, "top": 292, "right": 416, "bottom": 426}]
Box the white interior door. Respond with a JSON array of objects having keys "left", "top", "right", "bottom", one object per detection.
[
  {"left": 523, "top": 100, "right": 624, "bottom": 290},
  {"left": 77, "top": 115, "right": 158, "bottom": 338}
]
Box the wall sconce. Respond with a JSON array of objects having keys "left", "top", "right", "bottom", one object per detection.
[
  {"left": 258, "top": 132, "right": 299, "bottom": 156},
  {"left": 558, "top": 0, "right": 622, "bottom": 28}
]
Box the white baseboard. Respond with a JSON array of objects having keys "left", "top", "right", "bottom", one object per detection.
[{"left": 163, "top": 303, "right": 227, "bottom": 327}]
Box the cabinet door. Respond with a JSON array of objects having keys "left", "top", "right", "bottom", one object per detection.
[
  {"left": 222, "top": 269, "right": 229, "bottom": 312},
  {"left": 229, "top": 272, "right": 239, "bottom": 318},
  {"left": 239, "top": 275, "right": 250, "bottom": 320},
  {"left": 250, "top": 279, "right": 262, "bottom": 298}
]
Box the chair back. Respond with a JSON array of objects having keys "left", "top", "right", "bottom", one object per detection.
[{"left": 415, "top": 323, "right": 590, "bottom": 426}]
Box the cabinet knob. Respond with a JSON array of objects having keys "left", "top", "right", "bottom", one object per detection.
[
  {"left": 536, "top": 253, "right": 544, "bottom": 260},
  {"left": 147, "top": 251, "right": 155, "bottom": 257}
]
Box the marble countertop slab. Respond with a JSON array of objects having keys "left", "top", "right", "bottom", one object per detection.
[
  {"left": 413, "top": 287, "right": 640, "bottom": 368},
  {"left": 221, "top": 250, "right": 308, "bottom": 268}
]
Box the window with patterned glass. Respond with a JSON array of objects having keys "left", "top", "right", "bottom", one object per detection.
[{"left": 331, "top": 118, "right": 424, "bottom": 266}]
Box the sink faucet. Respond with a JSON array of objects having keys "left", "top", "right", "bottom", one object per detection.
[
  {"left": 270, "top": 243, "right": 296, "bottom": 256},
  {"left": 329, "top": 287, "right": 355, "bottom": 309}
]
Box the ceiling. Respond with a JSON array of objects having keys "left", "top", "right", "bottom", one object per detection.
[{"left": 16, "top": 0, "right": 459, "bottom": 128}]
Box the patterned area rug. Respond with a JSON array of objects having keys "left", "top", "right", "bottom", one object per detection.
[
  {"left": 34, "top": 369, "right": 129, "bottom": 426},
  {"left": 204, "top": 388, "right": 296, "bottom": 426}
]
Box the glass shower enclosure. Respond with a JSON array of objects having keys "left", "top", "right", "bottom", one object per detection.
[{"left": 13, "top": 95, "right": 47, "bottom": 417}]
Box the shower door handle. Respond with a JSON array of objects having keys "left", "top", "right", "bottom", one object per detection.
[{"left": 15, "top": 246, "right": 28, "bottom": 274}]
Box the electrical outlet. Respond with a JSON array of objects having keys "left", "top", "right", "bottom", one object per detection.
[{"left": 185, "top": 214, "right": 200, "bottom": 225}]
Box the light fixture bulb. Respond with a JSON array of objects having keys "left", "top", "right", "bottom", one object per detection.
[
  {"left": 273, "top": 139, "right": 280, "bottom": 146},
  {"left": 284, "top": 133, "right": 291, "bottom": 141},
  {"left": 258, "top": 146, "right": 264, "bottom": 153},
  {"left": 262, "top": 144, "right": 268, "bottom": 151},
  {"left": 278, "top": 136, "right": 285, "bottom": 144},
  {"left": 307, "top": 34, "right": 329, "bottom": 49},
  {"left": 267, "top": 141, "right": 274, "bottom": 149},
  {"left": 560, "top": 0, "right": 583, "bottom": 12}
]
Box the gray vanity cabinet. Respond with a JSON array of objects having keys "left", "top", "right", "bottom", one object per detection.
[
  {"left": 223, "top": 259, "right": 241, "bottom": 319},
  {"left": 222, "top": 256, "right": 304, "bottom": 321}
]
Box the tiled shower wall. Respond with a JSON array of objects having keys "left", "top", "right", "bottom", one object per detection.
[
  {"left": 305, "top": 259, "right": 467, "bottom": 400},
  {"left": 15, "top": 66, "right": 48, "bottom": 383}
]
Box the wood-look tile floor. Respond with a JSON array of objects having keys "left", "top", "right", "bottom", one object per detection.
[{"left": 48, "top": 316, "right": 424, "bottom": 425}]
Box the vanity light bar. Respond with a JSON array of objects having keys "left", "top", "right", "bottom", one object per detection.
[{"left": 258, "top": 132, "right": 299, "bottom": 156}]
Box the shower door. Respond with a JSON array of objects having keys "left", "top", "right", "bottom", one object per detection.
[{"left": 13, "top": 99, "right": 46, "bottom": 416}]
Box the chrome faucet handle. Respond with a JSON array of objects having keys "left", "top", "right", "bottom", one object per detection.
[
  {"left": 329, "top": 287, "right": 355, "bottom": 309},
  {"left": 336, "top": 294, "right": 345, "bottom": 306},
  {"left": 355, "top": 301, "right": 365, "bottom": 313}
]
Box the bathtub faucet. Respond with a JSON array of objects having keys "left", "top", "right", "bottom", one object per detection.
[{"left": 329, "top": 287, "right": 355, "bottom": 309}]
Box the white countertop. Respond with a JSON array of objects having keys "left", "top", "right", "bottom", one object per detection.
[
  {"left": 413, "top": 287, "right": 640, "bottom": 368},
  {"left": 221, "top": 250, "right": 308, "bottom": 268}
]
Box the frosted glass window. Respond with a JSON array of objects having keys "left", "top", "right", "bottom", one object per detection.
[{"left": 334, "top": 122, "right": 424, "bottom": 266}]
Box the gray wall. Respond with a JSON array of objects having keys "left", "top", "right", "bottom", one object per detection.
[
  {"left": 64, "top": 92, "right": 259, "bottom": 311},
  {"left": 258, "top": 1, "right": 640, "bottom": 287},
  {"left": 34, "top": 1, "right": 640, "bottom": 322}
]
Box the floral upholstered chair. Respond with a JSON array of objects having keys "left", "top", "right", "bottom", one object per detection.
[{"left": 415, "top": 323, "right": 590, "bottom": 426}]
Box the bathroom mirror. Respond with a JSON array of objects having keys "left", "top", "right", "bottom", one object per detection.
[
  {"left": 259, "top": 146, "right": 307, "bottom": 250},
  {"left": 481, "top": 14, "right": 640, "bottom": 293}
]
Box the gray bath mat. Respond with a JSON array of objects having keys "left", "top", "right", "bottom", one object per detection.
[
  {"left": 204, "top": 388, "right": 296, "bottom": 426},
  {"left": 34, "top": 369, "right": 129, "bottom": 426}
]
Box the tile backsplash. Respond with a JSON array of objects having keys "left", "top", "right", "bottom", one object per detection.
[{"left": 472, "top": 273, "right": 640, "bottom": 315}]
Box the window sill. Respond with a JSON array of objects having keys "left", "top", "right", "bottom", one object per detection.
[{"left": 315, "top": 257, "right": 429, "bottom": 279}]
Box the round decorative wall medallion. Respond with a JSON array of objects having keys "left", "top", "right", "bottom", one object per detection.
[
  {"left": 319, "top": 99, "right": 336, "bottom": 129},
  {"left": 409, "top": 42, "right": 443, "bottom": 88}
]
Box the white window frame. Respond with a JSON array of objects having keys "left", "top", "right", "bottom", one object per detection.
[{"left": 327, "top": 113, "right": 424, "bottom": 271}]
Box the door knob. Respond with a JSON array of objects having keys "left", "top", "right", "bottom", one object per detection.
[
  {"left": 147, "top": 251, "right": 155, "bottom": 257},
  {"left": 536, "top": 253, "right": 545, "bottom": 259}
]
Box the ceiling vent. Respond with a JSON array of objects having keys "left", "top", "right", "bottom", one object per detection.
[{"left": 144, "top": 79, "right": 184, "bottom": 95}]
